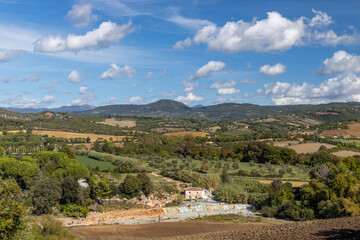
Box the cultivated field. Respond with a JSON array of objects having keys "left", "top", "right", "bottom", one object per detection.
[
  {"left": 32, "top": 130, "right": 124, "bottom": 142},
  {"left": 273, "top": 141, "right": 299, "bottom": 147},
  {"left": 287, "top": 143, "right": 336, "bottom": 154},
  {"left": 170, "top": 216, "right": 360, "bottom": 240},
  {"left": 257, "top": 180, "right": 308, "bottom": 187},
  {"left": 332, "top": 150, "right": 360, "bottom": 157},
  {"left": 76, "top": 156, "right": 117, "bottom": 170},
  {"left": 164, "top": 131, "right": 209, "bottom": 137},
  {"left": 98, "top": 118, "right": 137, "bottom": 128},
  {"left": 323, "top": 123, "right": 360, "bottom": 137},
  {"left": 71, "top": 221, "right": 277, "bottom": 240}
]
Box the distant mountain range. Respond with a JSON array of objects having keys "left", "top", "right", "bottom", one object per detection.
[
  {"left": 3, "top": 104, "right": 95, "bottom": 114},
  {"left": 3, "top": 100, "right": 360, "bottom": 122}
]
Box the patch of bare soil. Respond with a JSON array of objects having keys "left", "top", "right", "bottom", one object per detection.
[
  {"left": 71, "top": 221, "right": 275, "bottom": 240},
  {"left": 167, "top": 216, "right": 360, "bottom": 240}
]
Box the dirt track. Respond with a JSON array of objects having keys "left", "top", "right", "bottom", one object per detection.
[{"left": 71, "top": 217, "right": 360, "bottom": 240}]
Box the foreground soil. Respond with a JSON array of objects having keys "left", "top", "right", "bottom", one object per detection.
[
  {"left": 71, "top": 217, "right": 360, "bottom": 240},
  {"left": 71, "top": 221, "right": 276, "bottom": 240},
  {"left": 165, "top": 216, "right": 360, "bottom": 240}
]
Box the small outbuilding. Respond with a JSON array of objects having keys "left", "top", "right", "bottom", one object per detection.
[{"left": 184, "top": 187, "right": 204, "bottom": 200}]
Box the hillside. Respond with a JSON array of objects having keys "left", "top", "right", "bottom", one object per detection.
[
  {"left": 3, "top": 104, "right": 95, "bottom": 114},
  {"left": 76, "top": 100, "right": 360, "bottom": 122}
]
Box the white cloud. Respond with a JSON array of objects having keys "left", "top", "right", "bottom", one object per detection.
[
  {"left": 177, "top": 10, "right": 357, "bottom": 53},
  {"left": 175, "top": 92, "right": 204, "bottom": 105},
  {"left": 240, "top": 79, "right": 258, "bottom": 84},
  {"left": 145, "top": 71, "right": 155, "bottom": 80},
  {"left": 258, "top": 73, "right": 360, "bottom": 105},
  {"left": 319, "top": 50, "right": 360, "bottom": 75},
  {"left": 128, "top": 96, "right": 142, "bottom": 104},
  {"left": 159, "top": 90, "right": 176, "bottom": 98},
  {"left": 183, "top": 81, "right": 199, "bottom": 93},
  {"left": 100, "top": 63, "right": 136, "bottom": 79},
  {"left": 210, "top": 80, "right": 240, "bottom": 95},
  {"left": 146, "top": 88, "right": 155, "bottom": 93},
  {"left": 21, "top": 73, "right": 43, "bottom": 82},
  {"left": 167, "top": 15, "right": 213, "bottom": 31},
  {"left": 34, "top": 21, "right": 134, "bottom": 53},
  {"left": 42, "top": 95, "right": 56, "bottom": 104},
  {"left": 0, "top": 95, "right": 56, "bottom": 108},
  {"left": 105, "top": 97, "right": 118, "bottom": 104},
  {"left": 131, "top": 83, "right": 138, "bottom": 87},
  {"left": 65, "top": 4, "right": 98, "bottom": 28},
  {"left": 188, "top": 61, "right": 226, "bottom": 81},
  {"left": 309, "top": 9, "right": 332, "bottom": 27},
  {"left": 0, "top": 49, "right": 23, "bottom": 62},
  {"left": 173, "top": 37, "right": 192, "bottom": 50},
  {"left": 79, "top": 86, "right": 89, "bottom": 94},
  {"left": 215, "top": 97, "right": 235, "bottom": 103},
  {"left": 68, "top": 70, "right": 81, "bottom": 83},
  {"left": 259, "top": 63, "right": 287, "bottom": 76}
]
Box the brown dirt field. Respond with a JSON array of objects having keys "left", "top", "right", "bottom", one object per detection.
[
  {"left": 316, "top": 111, "right": 340, "bottom": 115},
  {"left": 323, "top": 123, "right": 360, "bottom": 137},
  {"left": 164, "top": 131, "right": 209, "bottom": 137},
  {"left": 98, "top": 119, "right": 137, "bottom": 128},
  {"left": 257, "top": 180, "right": 308, "bottom": 187},
  {"left": 288, "top": 143, "right": 336, "bottom": 154},
  {"left": 332, "top": 150, "right": 360, "bottom": 157},
  {"left": 71, "top": 221, "right": 277, "bottom": 240},
  {"left": 32, "top": 130, "right": 124, "bottom": 142},
  {"left": 168, "top": 216, "right": 360, "bottom": 240}
]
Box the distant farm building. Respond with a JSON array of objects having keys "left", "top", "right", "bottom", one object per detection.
[{"left": 184, "top": 187, "right": 212, "bottom": 200}]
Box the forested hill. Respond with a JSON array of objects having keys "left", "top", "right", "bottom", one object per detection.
[{"left": 75, "top": 100, "right": 360, "bottom": 122}]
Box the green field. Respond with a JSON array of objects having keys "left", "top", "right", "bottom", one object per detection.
[{"left": 76, "top": 155, "right": 117, "bottom": 170}]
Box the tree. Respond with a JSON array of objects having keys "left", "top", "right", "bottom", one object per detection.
[
  {"left": 0, "top": 146, "right": 4, "bottom": 156},
  {"left": 200, "top": 163, "right": 210, "bottom": 172},
  {"left": 60, "top": 177, "right": 88, "bottom": 206},
  {"left": 119, "top": 175, "right": 140, "bottom": 198},
  {"left": 0, "top": 179, "right": 26, "bottom": 239},
  {"left": 31, "top": 176, "right": 61, "bottom": 214},
  {"left": 137, "top": 173, "right": 153, "bottom": 196},
  {"left": 64, "top": 163, "right": 90, "bottom": 179},
  {"left": 221, "top": 168, "right": 231, "bottom": 183},
  {"left": 62, "top": 146, "right": 75, "bottom": 159}
]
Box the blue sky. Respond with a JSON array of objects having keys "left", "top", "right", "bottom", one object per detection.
[{"left": 0, "top": 0, "right": 359, "bottom": 108}]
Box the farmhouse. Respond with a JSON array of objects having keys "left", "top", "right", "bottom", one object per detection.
[{"left": 184, "top": 187, "right": 204, "bottom": 200}]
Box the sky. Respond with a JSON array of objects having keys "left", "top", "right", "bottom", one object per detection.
[{"left": 0, "top": 0, "right": 359, "bottom": 108}]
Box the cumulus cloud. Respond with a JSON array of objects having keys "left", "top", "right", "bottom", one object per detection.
[
  {"left": 100, "top": 64, "right": 136, "bottom": 79},
  {"left": 72, "top": 87, "right": 96, "bottom": 105},
  {"left": 145, "top": 72, "right": 155, "bottom": 80},
  {"left": 34, "top": 21, "right": 134, "bottom": 53},
  {"left": 129, "top": 96, "right": 142, "bottom": 104},
  {"left": 68, "top": 70, "right": 81, "bottom": 83},
  {"left": 210, "top": 80, "right": 240, "bottom": 95},
  {"left": 259, "top": 63, "right": 287, "bottom": 76},
  {"left": 319, "top": 50, "right": 360, "bottom": 75},
  {"left": 258, "top": 74, "right": 360, "bottom": 105},
  {"left": 1, "top": 95, "right": 56, "bottom": 108},
  {"left": 175, "top": 10, "right": 357, "bottom": 53},
  {"left": 183, "top": 81, "right": 199, "bottom": 93},
  {"left": 188, "top": 61, "right": 226, "bottom": 81},
  {"left": 175, "top": 92, "right": 204, "bottom": 105},
  {"left": 173, "top": 37, "right": 192, "bottom": 50},
  {"left": 105, "top": 97, "right": 119, "bottom": 104},
  {"left": 0, "top": 49, "right": 24, "bottom": 62},
  {"left": 65, "top": 4, "right": 98, "bottom": 28},
  {"left": 79, "top": 86, "right": 90, "bottom": 94}
]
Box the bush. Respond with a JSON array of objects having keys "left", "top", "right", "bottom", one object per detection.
[
  {"left": 60, "top": 204, "right": 89, "bottom": 218},
  {"left": 261, "top": 205, "right": 278, "bottom": 217}
]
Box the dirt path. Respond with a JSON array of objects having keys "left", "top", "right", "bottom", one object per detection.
[{"left": 71, "top": 221, "right": 276, "bottom": 240}]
